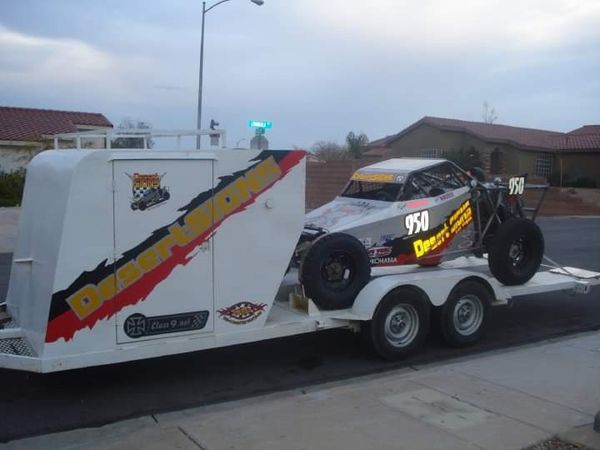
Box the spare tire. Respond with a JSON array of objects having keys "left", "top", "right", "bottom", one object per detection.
[
  {"left": 300, "top": 233, "right": 371, "bottom": 310},
  {"left": 488, "top": 218, "right": 544, "bottom": 285}
]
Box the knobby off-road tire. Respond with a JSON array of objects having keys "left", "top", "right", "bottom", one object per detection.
[
  {"left": 437, "top": 280, "right": 491, "bottom": 347},
  {"left": 369, "top": 288, "right": 430, "bottom": 360},
  {"left": 488, "top": 218, "right": 544, "bottom": 285},
  {"left": 300, "top": 233, "right": 371, "bottom": 310}
]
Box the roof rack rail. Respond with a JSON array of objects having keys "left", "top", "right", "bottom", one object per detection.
[{"left": 52, "top": 128, "right": 227, "bottom": 150}]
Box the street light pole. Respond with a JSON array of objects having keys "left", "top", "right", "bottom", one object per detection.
[
  {"left": 196, "top": 1, "right": 207, "bottom": 149},
  {"left": 196, "top": 0, "right": 265, "bottom": 149}
]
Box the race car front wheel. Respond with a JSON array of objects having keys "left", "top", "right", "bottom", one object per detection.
[
  {"left": 300, "top": 233, "right": 370, "bottom": 310},
  {"left": 488, "top": 218, "right": 544, "bottom": 285}
]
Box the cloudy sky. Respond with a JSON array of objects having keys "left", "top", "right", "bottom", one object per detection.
[{"left": 1, "top": 0, "right": 599, "bottom": 149}]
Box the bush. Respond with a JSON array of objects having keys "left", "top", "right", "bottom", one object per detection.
[
  {"left": 0, "top": 169, "right": 26, "bottom": 207},
  {"left": 567, "top": 177, "right": 597, "bottom": 188},
  {"left": 548, "top": 172, "right": 598, "bottom": 188}
]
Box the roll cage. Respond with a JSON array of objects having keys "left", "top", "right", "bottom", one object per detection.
[{"left": 341, "top": 160, "right": 471, "bottom": 202}]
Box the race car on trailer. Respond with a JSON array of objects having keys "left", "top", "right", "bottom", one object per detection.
[
  {"left": 296, "top": 158, "right": 548, "bottom": 310},
  {"left": 0, "top": 129, "right": 597, "bottom": 372}
]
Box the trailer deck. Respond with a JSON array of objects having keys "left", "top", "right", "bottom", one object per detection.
[{"left": 1, "top": 257, "right": 597, "bottom": 373}]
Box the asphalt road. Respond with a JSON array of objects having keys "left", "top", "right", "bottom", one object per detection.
[{"left": 0, "top": 217, "right": 599, "bottom": 442}]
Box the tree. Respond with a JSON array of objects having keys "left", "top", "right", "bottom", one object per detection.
[
  {"left": 345, "top": 131, "right": 369, "bottom": 159},
  {"left": 112, "top": 118, "right": 154, "bottom": 149},
  {"left": 482, "top": 101, "right": 498, "bottom": 124},
  {"left": 311, "top": 141, "right": 348, "bottom": 161}
]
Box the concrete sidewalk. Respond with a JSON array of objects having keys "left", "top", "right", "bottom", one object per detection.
[{"left": 2, "top": 331, "right": 599, "bottom": 450}]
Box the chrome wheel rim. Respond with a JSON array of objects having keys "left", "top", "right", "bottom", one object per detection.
[
  {"left": 384, "top": 304, "right": 419, "bottom": 348},
  {"left": 453, "top": 295, "right": 483, "bottom": 336}
]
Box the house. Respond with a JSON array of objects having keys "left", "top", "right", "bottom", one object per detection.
[
  {"left": 0, "top": 106, "right": 113, "bottom": 173},
  {"left": 367, "top": 117, "right": 600, "bottom": 186}
]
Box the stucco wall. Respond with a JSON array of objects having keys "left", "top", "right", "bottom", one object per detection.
[{"left": 0, "top": 145, "right": 44, "bottom": 173}]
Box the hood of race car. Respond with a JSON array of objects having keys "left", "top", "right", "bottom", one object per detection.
[{"left": 304, "top": 197, "right": 397, "bottom": 232}]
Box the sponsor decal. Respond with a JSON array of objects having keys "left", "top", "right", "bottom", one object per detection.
[
  {"left": 380, "top": 233, "right": 395, "bottom": 244},
  {"left": 351, "top": 171, "right": 396, "bottom": 183},
  {"left": 436, "top": 191, "right": 455, "bottom": 202},
  {"left": 413, "top": 200, "right": 473, "bottom": 258},
  {"left": 45, "top": 150, "right": 305, "bottom": 343},
  {"left": 406, "top": 199, "right": 430, "bottom": 209},
  {"left": 370, "top": 256, "right": 397, "bottom": 265},
  {"left": 124, "top": 310, "right": 209, "bottom": 339},
  {"left": 127, "top": 172, "right": 170, "bottom": 211},
  {"left": 368, "top": 246, "right": 392, "bottom": 258},
  {"left": 359, "top": 237, "right": 372, "bottom": 248},
  {"left": 218, "top": 301, "right": 267, "bottom": 325}
]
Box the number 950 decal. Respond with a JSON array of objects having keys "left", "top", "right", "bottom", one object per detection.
[
  {"left": 508, "top": 176, "right": 525, "bottom": 195},
  {"left": 405, "top": 210, "right": 429, "bottom": 235}
]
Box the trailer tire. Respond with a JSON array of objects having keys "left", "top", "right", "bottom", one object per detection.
[
  {"left": 488, "top": 218, "right": 544, "bottom": 285},
  {"left": 438, "top": 280, "right": 491, "bottom": 347},
  {"left": 370, "top": 288, "right": 429, "bottom": 360},
  {"left": 300, "top": 233, "right": 370, "bottom": 310}
]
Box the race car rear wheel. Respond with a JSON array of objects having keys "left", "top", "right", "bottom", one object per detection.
[
  {"left": 300, "top": 233, "right": 370, "bottom": 310},
  {"left": 488, "top": 218, "right": 544, "bottom": 285},
  {"left": 369, "top": 287, "right": 430, "bottom": 360}
]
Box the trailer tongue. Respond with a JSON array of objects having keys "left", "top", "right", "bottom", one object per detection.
[{"left": 0, "top": 130, "right": 598, "bottom": 372}]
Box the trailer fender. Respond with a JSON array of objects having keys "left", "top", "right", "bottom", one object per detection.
[{"left": 351, "top": 269, "right": 496, "bottom": 320}]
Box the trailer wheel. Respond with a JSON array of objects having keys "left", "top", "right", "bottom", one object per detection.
[
  {"left": 300, "top": 233, "right": 370, "bottom": 310},
  {"left": 438, "top": 280, "right": 491, "bottom": 347},
  {"left": 370, "top": 288, "right": 429, "bottom": 360},
  {"left": 488, "top": 218, "right": 544, "bottom": 285}
]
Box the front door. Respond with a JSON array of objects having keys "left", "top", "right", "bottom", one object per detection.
[{"left": 112, "top": 158, "right": 214, "bottom": 344}]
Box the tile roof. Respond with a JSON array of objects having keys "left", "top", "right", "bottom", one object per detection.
[
  {"left": 368, "top": 116, "right": 600, "bottom": 153},
  {"left": 0, "top": 106, "right": 113, "bottom": 142},
  {"left": 568, "top": 125, "right": 600, "bottom": 135}
]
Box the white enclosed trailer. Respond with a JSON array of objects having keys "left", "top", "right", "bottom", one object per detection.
[{"left": 0, "top": 132, "right": 598, "bottom": 372}]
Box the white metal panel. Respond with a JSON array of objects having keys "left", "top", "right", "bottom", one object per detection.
[
  {"left": 7, "top": 150, "right": 96, "bottom": 355},
  {"left": 212, "top": 151, "right": 306, "bottom": 334},
  {"left": 43, "top": 151, "right": 116, "bottom": 357}
]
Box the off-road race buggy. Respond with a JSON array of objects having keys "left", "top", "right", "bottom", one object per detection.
[{"left": 297, "top": 158, "right": 548, "bottom": 309}]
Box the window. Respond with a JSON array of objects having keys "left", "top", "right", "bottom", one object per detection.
[
  {"left": 535, "top": 154, "right": 552, "bottom": 178},
  {"left": 341, "top": 180, "right": 403, "bottom": 202},
  {"left": 420, "top": 148, "right": 444, "bottom": 159},
  {"left": 490, "top": 148, "right": 503, "bottom": 174}
]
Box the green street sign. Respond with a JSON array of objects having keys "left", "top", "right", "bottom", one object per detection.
[{"left": 248, "top": 120, "right": 272, "bottom": 129}]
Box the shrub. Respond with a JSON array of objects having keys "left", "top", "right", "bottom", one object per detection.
[
  {"left": 567, "top": 177, "right": 597, "bottom": 188},
  {"left": 0, "top": 169, "right": 26, "bottom": 207}
]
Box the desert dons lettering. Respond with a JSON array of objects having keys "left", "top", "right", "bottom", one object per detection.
[
  {"left": 45, "top": 151, "right": 304, "bottom": 342},
  {"left": 413, "top": 200, "right": 473, "bottom": 258}
]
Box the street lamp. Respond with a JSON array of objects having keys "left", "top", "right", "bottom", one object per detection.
[{"left": 196, "top": 0, "right": 264, "bottom": 149}]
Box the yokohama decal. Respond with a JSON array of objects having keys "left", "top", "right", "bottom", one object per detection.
[{"left": 45, "top": 150, "right": 305, "bottom": 342}]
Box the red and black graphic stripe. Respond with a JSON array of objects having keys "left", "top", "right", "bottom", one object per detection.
[{"left": 45, "top": 150, "right": 305, "bottom": 343}]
